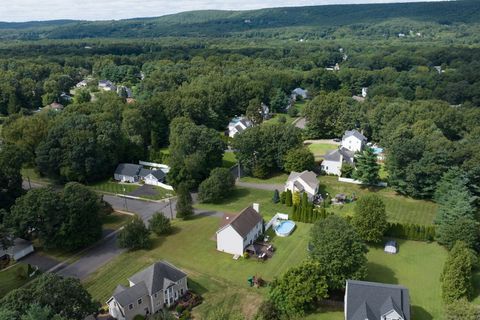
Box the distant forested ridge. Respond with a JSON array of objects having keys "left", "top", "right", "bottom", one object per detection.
[{"left": 0, "top": 1, "right": 479, "bottom": 41}]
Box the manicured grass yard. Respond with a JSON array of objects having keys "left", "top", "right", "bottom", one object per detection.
[
  {"left": 366, "top": 240, "right": 446, "bottom": 320},
  {"left": 0, "top": 263, "right": 36, "bottom": 298},
  {"left": 21, "top": 167, "right": 54, "bottom": 184},
  {"left": 264, "top": 113, "right": 296, "bottom": 124},
  {"left": 88, "top": 180, "right": 139, "bottom": 194},
  {"left": 196, "top": 187, "right": 290, "bottom": 220},
  {"left": 84, "top": 216, "right": 311, "bottom": 318},
  {"left": 240, "top": 173, "right": 289, "bottom": 185},
  {"left": 222, "top": 152, "right": 237, "bottom": 168},
  {"left": 320, "top": 176, "right": 437, "bottom": 225},
  {"left": 306, "top": 142, "right": 337, "bottom": 161}
]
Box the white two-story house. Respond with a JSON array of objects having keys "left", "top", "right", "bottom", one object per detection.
[
  {"left": 284, "top": 170, "right": 319, "bottom": 200},
  {"left": 216, "top": 204, "right": 264, "bottom": 256},
  {"left": 107, "top": 261, "right": 188, "bottom": 320},
  {"left": 341, "top": 129, "right": 367, "bottom": 153},
  {"left": 322, "top": 129, "right": 367, "bottom": 176}
]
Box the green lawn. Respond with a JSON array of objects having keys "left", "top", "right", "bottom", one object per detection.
[
  {"left": 196, "top": 187, "right": 289, "bottom": 220},
  {"left": 366, "top": 240, "right": 446, "bottom": 320},
  {"left": 21, "top": 167, "right": 54, "bottom": 184},
  {"left": 102, "top": 212, "right": 132, "bottom": 230},
  {"left": 0, "top": 263, "right": 36, "bottom": 298},
  {"left": 240, "top": 173, "right": 289, "bottom": 185},
  {"left": 84, "top": 216, "right": 311, "bottom": 318},
  {"left": 222, "top": 152, "right": 237, "bottom": 168},
  {"left": 88, "top": 180, "right": 140, "bottom": 194},
  {"left": 306, "top": 142, "right": 337, "bottom": 161},
  {"left": 264, "top": 113, "right": 296, "bottom": 124},
  {"left": 320, "top": 176, "right": 437, "bottom": 225}
]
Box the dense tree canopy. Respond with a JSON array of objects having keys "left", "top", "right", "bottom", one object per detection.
[
  {"left": 352, "top": 195, "right": 387, "bottom": 243},
  {"left": 0, "top": 273, "right": 98, "bottom": 320},
  {"left": 0, "top": 144, "right": 24, "bottom": 211},
  {"left": 309, "top": 215, "right": 368, "bottom": 289},
  {"left": 198, "top": 167, "right": 235, "bottom": 203},
  {"left": 233, "top": 123, "right": 303, "bottom": 178}
]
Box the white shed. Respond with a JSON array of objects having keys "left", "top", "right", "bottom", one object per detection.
[
  {"left": 0, "top": 238, "right": 34, "bottom": 261},
  {"left": 384, "top": 240, "right": 398, "bottom": 254}
]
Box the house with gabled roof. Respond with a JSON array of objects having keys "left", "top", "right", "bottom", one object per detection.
[
  {"left": 216, "top": 204, "right": 264, "bottom": 256},
  {"left": 285, "top": 170, "right": 319, "bottom": 200},
  {"left": 322, "top": 147, "right": 355, "bottom": 176},
  {"left": 345, "top": 280, "right": 410, "bottom": 320},
  {"left": 228, "top": 117, "right": 253, "bottom": 138},
  {"left": 114, "top": 163, "right": 143, "bottom": 183},
  {"left": 342, "top": 129, "right": 367, "bottom": 153},
  {"left": 107, "top": 261, "right": 188, "bottom": 320}
]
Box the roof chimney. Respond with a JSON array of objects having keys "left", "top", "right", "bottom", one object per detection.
[{"left": 253, "top": 203, "right": 260, "bottom": 213}]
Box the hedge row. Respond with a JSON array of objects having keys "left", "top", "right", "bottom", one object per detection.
[{"left": 385, "top": 222, "right": 436, "bottom": 241}]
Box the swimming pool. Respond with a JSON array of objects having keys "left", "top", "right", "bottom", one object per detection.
[
  {"left": 275, "top": 220, "right": 296, "bottom": 237},
  {"left": 372, "top": 147, "right": 384, "bottom": 154}
]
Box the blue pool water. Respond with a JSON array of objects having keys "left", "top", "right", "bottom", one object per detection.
[
  {"left": 275, "top": 220, "right": 296, "bottom": 237},
  {"left": 372, "top": 147, "right": 384, "bottom": 154}
]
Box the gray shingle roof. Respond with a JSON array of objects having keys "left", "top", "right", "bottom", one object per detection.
[
  {"left": 323, "top": 148, "right": 354, "bottom": 163},
  {"left": 346, "top": 280, "right": 410, "bottom": 320},
  {"left": 139, "top": 168, "right": 165, "bottom": 181},
  {"left": 128, "top": 261, "right": 187, "bottom": 296},
  {"left": 287, "top": 171, "right": 318, "bottom": 190},
  {"left": 115, "top": 163, "right": 142, "bottom": 177},
  {"left": 343, "top": 129, "right": 367, "bottom": 142},
  {"left": 113, "top": 281, "right": 149, "bottom": 307},
  {"left": 221, "top": 206, "right": 263, "bottom": 238}
]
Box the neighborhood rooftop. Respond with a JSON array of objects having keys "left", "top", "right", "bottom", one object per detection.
[
  {"left": 114, "top": 163, "right": 142, "bottom": 177},
  {"left": 323, "top": 147, "right": 355, "bottom": 163},
  {"left": 287, "top": 170, "right": 318, "bottom": 190},
  {"left": 220, "top": 206, "right": 263, "bottom": 238},
  {"left": 346, "top": 280, "right": 411, "bottom": 320},
  {"left": 128, "top": 261, "right": 187, "bottom": 296},
  {"left": 343, "top": 129, "right": 367, "bottom": 142}
]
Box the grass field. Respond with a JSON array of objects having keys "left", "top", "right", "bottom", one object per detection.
[
  {"left": 0, "top": 263, "right": 36, "bottom": 298},
  {"left": 264, "top": 113, "right": 296, "bottom": 124},
  {"left": 196, "top": 187, "right": 289, "bottom": 220},
  {"left": 88, "top": 180, "right": 140, "bottom": 194},
  {"left": 306, "top": 142, "right": 338, "bottom": 161},
  {"left": 21, "top": 167, "right": 54, "bottom": 184},
  {"left": 222, "top": 152, "right": 237, "bottom": 168},
  {"left": 240, "top": 173, "right": 289, "bottom": 185},
  {"left": 84, "top": 216, "right": 311, "bottom": 318},
  {"left": 366, "top": 240, "right": 446, "bottom": 320},
  {"left": 320, "top": 176, "right": 437, "bottom": 225}
]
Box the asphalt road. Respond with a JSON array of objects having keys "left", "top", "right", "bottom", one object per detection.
[{"left": 102, "top": 195, "right": 177, "bottom": 223}]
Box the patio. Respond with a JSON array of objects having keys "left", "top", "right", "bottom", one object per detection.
[{"left": 245, "top": 242, "right": 275, "bottom": 261}]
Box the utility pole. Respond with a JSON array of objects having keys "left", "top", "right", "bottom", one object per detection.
[
  {"left": 123, "top": 187, "right": 128, "bottom": 212},
  {"left": 168, "top": 198, "right": 173, "bottom": 219}
]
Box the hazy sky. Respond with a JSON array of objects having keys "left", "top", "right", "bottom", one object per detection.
[{"left": 1, "top": 0, "right": 449, "bottom": 22}]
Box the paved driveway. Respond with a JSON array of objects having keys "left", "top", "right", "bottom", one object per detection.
[
  {"left": 102, "top": 195, "right": 176, "bottom": 222},
  {"left": 20, "top": 252, "right": 60, "bottom": 272},
  {"left": 235, "top": 181, "right": 284, "bottom": 191}
]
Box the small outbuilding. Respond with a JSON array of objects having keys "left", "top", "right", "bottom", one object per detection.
[
  {"left": 0, "top": 238, "right": 34, "bottom": 261},
  {"left": 384, "top": 240, "right": 398, "bottom": 254}
]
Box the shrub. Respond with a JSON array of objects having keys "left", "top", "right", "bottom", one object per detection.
[
  {"left": 280, "top": 192, "right": 286, "bottom": 204},
  {"left": 198, "top": 168, "right": 235, "bottom": 203},
  {"left": 283, "top": 148, "right": 315, "bottom": 173},
  {"left": 272, "top": 189, "right": 280, "bottom": 203},
  {"left": 118, "top": 216, "right": 151, "bottom": 250},
  {"left": 149, "top": 213, "right": 172, "bottom": 236}
]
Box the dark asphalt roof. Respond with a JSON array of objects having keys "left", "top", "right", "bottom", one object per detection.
[
  {"left": 346, "top": 280, "right": 410, "bottom": 320},
  {"left": 115, "top": 163, "right": 142, "bottom": 177},
  {"left": 113, "top": 281, "right": 149, "bottom": 307},
  {"left": 220, "top": 206, "right": 263, "bottom": 238},
  {"left": 128, "top": 261, "right": 187, "bottom": 295}
]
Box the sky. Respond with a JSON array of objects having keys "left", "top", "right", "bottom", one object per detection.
[{"left": 1, "top": 0, "right": 449, "bottom": 22}]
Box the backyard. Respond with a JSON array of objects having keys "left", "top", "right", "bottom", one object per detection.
[
  {"left": 83, "top": 216, "right": 311, "bottom": 318},
  {"left": 306, "top": 142, "right": 338, "bottom": 161}
]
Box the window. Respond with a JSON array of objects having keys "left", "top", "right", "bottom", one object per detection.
[
  {"left": 180, "top": 289, "right": 184, "bottom": 295},
  {"left": 137, "top": 298, "right": 142, "bottom": 305},
  {"left": 128, "top": 304, "right": 134, "bottom": 310},
  {"left": 154, "top": 293, "right": 157, "bottom": 298}
]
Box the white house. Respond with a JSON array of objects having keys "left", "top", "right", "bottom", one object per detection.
[
  {"left": 139, "top": 168, "right": 166, "bottom": 186},
  {"left": 361, "top": 87, "right": 368, "bottom": 98},
  {"left": 228, "top": 117, "right": 253, "bottom": 138},
  {"left": 75, "top": 80, "right": 88, "bottom": 88},
  {"left": 342, "top": 129, "right": 367, "bottom": 153},
  {"left": 107, "top": 261, "right": 188, "bottom": 320},
  {"left": 98, "top": 80, "right": 117, "bottom": 92},
  {"left": 291, "top": 88, "right": 308, "bottom": 100},
  {"left": 114, "top": 164, "right": 142, "bottom": 183},
  {"left": 345, "top": 280, "right": 410, "bottom": 320},
  {"left": 321, "top": 147, "right": 355, "bottom": 176},
  {"left": 216, "top": 204, "right": 264, "bottom": 256},
  {"left": 0, "top": 238, "right": 34, "bottom": 261},
  {"left": 284, "top": 170, "right": 319, "bottom": 200}
]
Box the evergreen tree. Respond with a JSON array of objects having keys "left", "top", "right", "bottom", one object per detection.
[
  {"left": 117, "top": 216, "right": 151, "bottom": 250},
  {"left": 441, "top": 241, "right": 474, "bottom": 304},
  {"left": 352, "top": 195, "right": 387, "bottom": 243},
  {"left": 435, "top": 168, "right": 476, "bottom": 248},
  {"left": 280, "top": 191, "right": 286, "bottom": 204},
  {"left": 353, "top": 147, "right": 380, "bottom": 185},
  {"left": 285, "top": 190, "right": 293, "bottom": 207},
  {"left": 292, "top": 192, "right": 301, "bottom": 206},
  {"left": 272, "top": 190, "right": 280, "bottom": 204}
]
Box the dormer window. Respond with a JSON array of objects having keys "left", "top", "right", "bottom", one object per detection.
[{"left": 128, "top": 304, "right": 134, "bottom": 310}]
